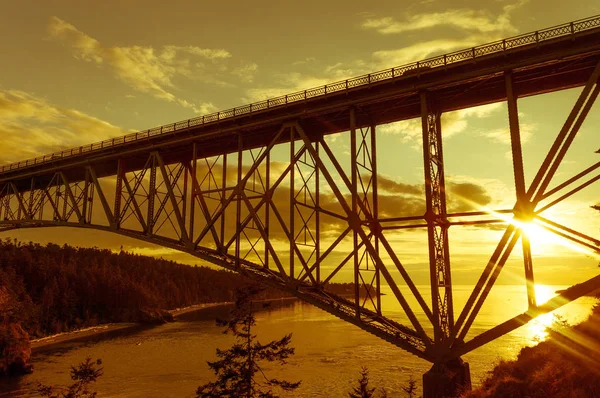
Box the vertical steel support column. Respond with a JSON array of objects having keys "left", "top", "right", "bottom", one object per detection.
[
  {"left": 60, "top": 178, "right": 68, "bottom": 221},
  {"left": 350, "top": 108, "right": 360, "bottom": 317},
  {"left": 221, "top": 153, "right": 227, "bottom": 251},
  {"left": 28, "top": 178, "right": 35, "bottom": 219},
  {"left": 371, "top": 124, "right": 382, "bottom": 314},
  {"left": 189, "top": 143, "right": 197, "bottom": 243},
  {"left": 182, "top": 159, "right": 188, "bottom": 231},
  {"left": 315, "top": 142, "right": 321, "bottom": 284},
  {"left": 265, "top": 150, "right": 271, "bottom": 269},
  {"left": 114, "top": 159, "right": 124, "bottom": 228},
  {"left": 82, "top": 170, "right": 90, "bottom": 224},
  {"left": 54, "top": 177, "right": 61, "bottom": 221},
  {"left": 290, "top": 127, "right": 296, "bottom": 278},
  {"left": 421, "top": 92, "right": 453, "bottom": 343},
  {"left": 147, "top": 155, "right": 157, "bottom": 235},
  {"left": 506, "top": 71, "right": 536, "bottom": 309},
  {"left": 236, "top": 134, "right": 243, "bottom": 267}
]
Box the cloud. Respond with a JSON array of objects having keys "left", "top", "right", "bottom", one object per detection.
[
  {"left": 482, "top": 123, "right": 537, "bottom": 145},
  {"left": 447, "top": 182, "right": 493, "bottom": 212},
  {"left": 377, "top": 175, "right": 422, "bottom": 196},
  {"left": 232, "top": 63, "right": 259, "bottom": 83},
  {"left": 0, "top": 90, "right": 128, "bottom": 164},
  {"left": 372, "top": 37, "right": 489, "bottom": 69},
  {"left": 378, "top": 103, "right": 503, "bottom": 149},
  {"left": 48, "top": 16, "right": 233, "bottom": 114},
  {"left": 362, "top": 7, "right": 520, "bottom": 36},
  {"left": 243, "top": 72, "right": 331, "bottom": 102}
]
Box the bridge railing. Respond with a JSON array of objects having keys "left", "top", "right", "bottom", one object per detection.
[{"left": 2, "top": 15, "right": 600, "bottom": 174}]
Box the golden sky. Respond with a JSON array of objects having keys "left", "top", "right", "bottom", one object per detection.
[{"left": 1, "top": 0, "right": 600, "bottom": 287}]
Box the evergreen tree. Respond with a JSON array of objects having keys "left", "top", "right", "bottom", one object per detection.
[
  {"left": 401, "top": 375, "right": 417, "bottom": 398},
  {"left": 196, "top": 285, "right": 301, "bottom": 398},
  {"left": 349, "top": 367, "right": 376, "bottom": 398},
  {"left": 37, "top": 357, "right": 103, "bottom": 398}
]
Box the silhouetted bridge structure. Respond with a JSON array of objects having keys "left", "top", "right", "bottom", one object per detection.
[{"left": 2, "top": 15, "right": 600, "bottom": 397}]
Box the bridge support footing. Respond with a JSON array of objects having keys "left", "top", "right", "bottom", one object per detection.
[{"left": 422, "top": 358, "right": 471, "bottom": 398}]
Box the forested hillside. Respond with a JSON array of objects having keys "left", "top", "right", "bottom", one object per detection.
[{"left": 0, "top": 239, "right": 287, "bottom": 338}]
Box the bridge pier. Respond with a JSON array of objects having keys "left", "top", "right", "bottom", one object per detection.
[{"left": 423, "top": 358, "right": 471, "bottom": 398}]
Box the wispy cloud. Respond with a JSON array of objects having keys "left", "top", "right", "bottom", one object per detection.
[
  {"left": 48, "top": 16, "right": 234, "bottom": 114},
  {"left": 365, "top": 1, "right": 527, "bottom": 68},
  {"left": 243, "top": 73, "right": 331, "bottom": 102},
  {"left": 362, "top": 2, "right": 525, "bottom": 35},
  {"left": 0, "top": 90, "right": 128, "bottom": 163},
  {"left": 372, "top": 37, "right": 487, "bottom": 68},
  {"left": 378, "top": 103, "right": 503, "bottom": 149},
  {"left": 232, "top": 63, "right": 259, "bottom": 84},
  {"left": 483, "top": 123, "right": 537, "bottom": 145}
]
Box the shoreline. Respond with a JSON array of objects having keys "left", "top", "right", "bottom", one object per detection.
[{"left": 30, "top": 297, "right": 298, "bottom": 354}]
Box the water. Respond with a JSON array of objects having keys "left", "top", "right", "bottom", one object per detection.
[{"left": 0, "top": 285, "right": 596, "bottom": 397}]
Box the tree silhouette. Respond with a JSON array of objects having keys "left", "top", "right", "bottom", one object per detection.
[
  {"left": 37, "top": 357, "right": 103, "bottom": 398},
  {"left": 401, "top": 375, "right": 418, "bottom": 398},
  {"left": 196, "top": 285, "right": 301, "bottom": 398},
  {"left": 349, "top": 366, "right": 376, "bottom": 398}
]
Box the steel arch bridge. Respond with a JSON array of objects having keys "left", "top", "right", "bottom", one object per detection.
[{"left": 2, "top": 15, "right": 600, "bottom": 397}]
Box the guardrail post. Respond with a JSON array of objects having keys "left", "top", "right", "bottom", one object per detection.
[
  {"left": 250, "top": 104, "right": 253, "bottom": 112},
  {"left": 368, "top": 74, "right": 371, "bottom": 84},
  {"left": 324, "top": 85, "right": 327, "bottom": 94},
  {"left": 188, "top": 119, "right": 190, "bottom": 127},
  {"left": 503, "top": 39, "right": 506, "bottom": 50},
  {"left": 160, "top": 126, "right": 163, "bottom": 134},
  {"left": 570, "top": 22, "right": 575, "bottom": 34},
  {"left": 472, "top": 48, "right": 476, "bottom": 58},
  {"left": 346, "top": 79, "right": 348, "bottom": 88},
  {"left": 285, "top": 95, "right": 288, "bottom": 104},
  {"left": 267, "top": 99, "right": 270, "bottom": 108},
  {"left": 217, "top": 112, "right": 220, "bottom": 120},
  {"left": 304, "top": 90, "right": 307, "bottom": 99}
]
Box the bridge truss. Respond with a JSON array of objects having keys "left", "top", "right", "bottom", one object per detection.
[{"left": 1, "top": 16, "right": 600, "bottom": 378}]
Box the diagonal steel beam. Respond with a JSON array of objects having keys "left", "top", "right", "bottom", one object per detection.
[
  {"left": 451, "top": 272, "right": 600, "bottom": 359},
  {"left": 223, "top": 147, "right": 305, "bottom": 251},
  {"left": 154, "top": 152, "right": 189, "bottom": 243},
  {"left": 536, "top": 173, "right": 600, "bottom": 214},
  {"left": 267, "top": 198, "right": 317, "bottom": 284},
  {"left": 87, "top": 166, "right": 116, "bottom": 228},
  {"left": 185, "top": 162, "right": 222, "bottom": 250},
  {"left": 455, "top": 230, "right": 522, "bottom": 343},
  {"left": 320, "top": 133, "right": 434, "bottom": 323},
  {"left": 299, "top": 226, "right": 351, "bottom": 283},
  {"left": 540, "top": 161, "right": 600, "bottom": 201},
  {"left": 121, "top": 176, "right": 148, "bottom": 232},
  {"left": 453, "top": 225, "right": 517, "bottom": 337},
  {"left": 294, "top": 122, "right": 432, "bottom": 347},
  {"left": 527, "top": 60, "right": 600, "bottom": 202},
  {"left": 9, "top": 182, "right": 31, "bottom": 221},
  {"left": 194, "top": 125, "right": 287, "bottom": 246},
  {"left": 59, "top": 172, "right": 84, "bottom": 224},
  {"left": 238, "top": 191, "right": 288, "bottom": 277}
]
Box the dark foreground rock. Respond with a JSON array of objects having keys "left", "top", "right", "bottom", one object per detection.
[{"left": 0, "top": 322, "right": 33, "bottom": 376}]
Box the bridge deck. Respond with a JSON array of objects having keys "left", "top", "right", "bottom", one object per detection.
[{"left": 2, "top": 16, "right": 600, "bottom": 190}]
